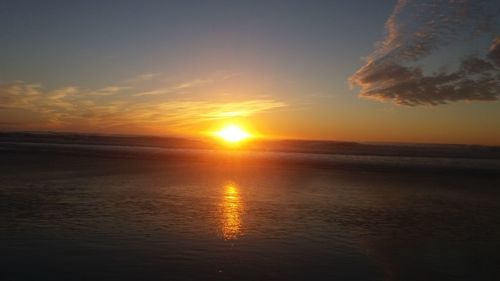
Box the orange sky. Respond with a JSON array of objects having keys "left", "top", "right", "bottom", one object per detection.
[{"left": 1, "top": 1, "right": 499, "bottom": 146}]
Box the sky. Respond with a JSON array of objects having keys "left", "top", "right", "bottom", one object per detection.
[{"left": 1, "top": 0, "right": 499, "bottom": 145}]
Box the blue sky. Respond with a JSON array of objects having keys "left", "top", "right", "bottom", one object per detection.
[
  {"left": 0, "top": 0, "right": 392, "bottom": 87},
  {"left": 1, "top": 0, "right": 499, "bottom": 145}
]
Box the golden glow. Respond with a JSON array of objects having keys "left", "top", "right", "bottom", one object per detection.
[
  {"left": 220, "top": 182, "right": 243, "bottom": 240},
  {"left": 215, "top": 124, "right": 251, "bottom": 143}
]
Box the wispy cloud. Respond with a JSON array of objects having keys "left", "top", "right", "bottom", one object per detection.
[
  {"left": 123, "top": 72, "right": 162, "bottom": 84},
  {"left": 133, "top": 78, "right": 213, "bottom": 97},
  {"left": 200, "top": 100, "right": 287, "bottom": 119},
  {"left": 0, "top": 81, "right": 42, "bottom": 108},
  {"left": 350, "top": 0, "right": 500, "bottom": 106},
  {"left": 133, "top": 88, "right": 173, "bottom": 97},
  {"left": 90, "top": 86, "right": 130, "bottom": 96},
  {"left": 0, "top": 75, "right": 286, "bottom": 133}
]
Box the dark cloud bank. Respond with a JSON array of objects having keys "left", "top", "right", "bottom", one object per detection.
[{"left": 350, "top": 0, "right": 500, "bottom": 106}]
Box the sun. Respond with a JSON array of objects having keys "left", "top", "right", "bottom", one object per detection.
[{"left": 215, "top": 124, "right": 251, "bottom": 143}]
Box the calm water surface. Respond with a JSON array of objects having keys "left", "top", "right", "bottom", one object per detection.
[{"left": 1, "top": 152, "right": 500, "bottom": 280}]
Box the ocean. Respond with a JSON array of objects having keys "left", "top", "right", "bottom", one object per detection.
[{"left": 1, "top": 140, "right": 499, "bottom": 280}]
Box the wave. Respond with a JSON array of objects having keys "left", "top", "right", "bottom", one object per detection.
[{"left": 1, "top": 141, "right": 499, "bottom": 174}]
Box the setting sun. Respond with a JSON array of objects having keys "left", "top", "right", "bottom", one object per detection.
[{"left": 215, "top": 125, "right": 251, "bottom": 143}]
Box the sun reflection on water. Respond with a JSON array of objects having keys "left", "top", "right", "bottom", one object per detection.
[{"left": 221, "top": 181, "right": 243, "bottom": 240}]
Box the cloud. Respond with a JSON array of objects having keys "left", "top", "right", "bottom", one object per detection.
[
  {"left": 133, "top": 88, "right": 172, "bottom": 97},
  {"left": 488, "top": 37, "right": 500, "bottom": 67},
  {"left": 0, "top": 76, "right": 287, "bottom": 132},
  {"left": 174, "top": 79, "right": 213, "bottom": 90},
  {"left": 198, "top": 99, "right": 287, "bottom": 119},
  {"left": 0, "top": 81, "right": 42, "bottom": 108},
  {"left": 90, "top": 86, "right": 130, "bottom": 96},
  {"left": 133, "top": 78, "right": 213, "bottom": 97},
  {"left": 123, "top": 73, "right": 162, "bottom": 84},
  {"left": 350, "top": 0, "right": 500, "bottom": 106}
]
